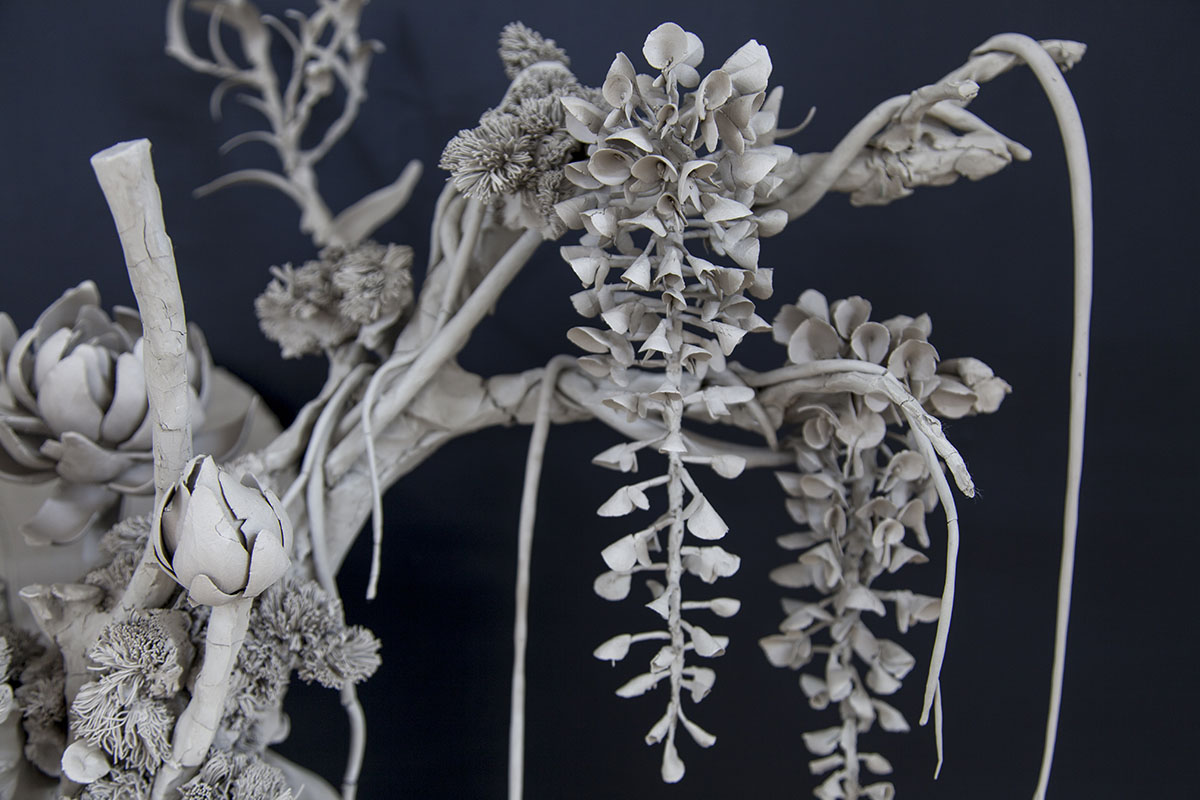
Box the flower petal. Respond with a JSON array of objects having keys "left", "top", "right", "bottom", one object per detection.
[
  {"left": 21, "top": 482, "right": 118, "bottom": 545},
  {"left": 243, "top": 527, "right": 290, "bottom": 598},
  {"left": 173, "top": 484, "right": 249, "bottom": 594},
  {"left": 99, "top": 350, "right": 149, "bottom": 445},
  {"left": 55, "top": 432, "right": 148, "bottom": 484},
  {"left": 186, "top": 573, "right": 240, "bottom": 606},
  {"left": 38, "top": 352, "right": 105, "bottom": 439},
  {"left": 643, "top": 23, "right": 689, "bottom": 71}
]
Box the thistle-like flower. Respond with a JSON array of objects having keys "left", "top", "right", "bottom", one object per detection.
[
  {"left": 153, "top": 455, "right": 291, "bottom": 606},
  {"left": 440, "top": 24, "right": 598, "bottom": 236},
  {"left": 0, "top": 282, "right": 253, "bottom": 544},
  {"left": 255, "top": 241, "right": 414, "bottom": 358}
]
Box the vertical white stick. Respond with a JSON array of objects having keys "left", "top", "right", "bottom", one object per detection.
[
  {"left": 91, "top": 139, "right": 190, "bottom": 614},
  {"left": 509, "top": 356, "right": 572, "bottom": 800},
  {"left": 91, "top": 139, "right": 193, "bottom": 497}
]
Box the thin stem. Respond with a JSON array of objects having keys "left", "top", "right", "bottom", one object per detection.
[
  {"left": 911, "top": 426, "right": 958, "bottom": 757},
  {"left": 326, "top": 230, "right": 544, "bottom": 484},
  {"left": 303, "top": 364, "right": 373, "bottom": 800},
  {"left": 973, "top": 33, "right": 1093, "bottom": 800},
  {"left": 508, "top": 355, "right": 573, "bottom": 800}
]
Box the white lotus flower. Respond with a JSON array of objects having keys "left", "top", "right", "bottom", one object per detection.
[
  {"left": 153, "top": 455, "right": 291, "bottom": 606},
  {"left": 0, "top": 282, "right": 254, "bottom": 544}
]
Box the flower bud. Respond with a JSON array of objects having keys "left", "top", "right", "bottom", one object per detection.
[{"left": 153, "top": 455, "right": 290, "bottom": 606}]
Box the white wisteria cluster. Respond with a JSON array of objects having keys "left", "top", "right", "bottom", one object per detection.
[
  {"left": 0, "top": 4, "right": 1093, "bottom": 800},
  {"left": 558, "top": 22, "right": 792, "bottom": 781},
  {"left": 759, "top": 290, "right": 1009, "bottom": 800}
]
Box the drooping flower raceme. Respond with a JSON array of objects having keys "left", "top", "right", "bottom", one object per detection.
[
  {"left": 0, "top": 281, "right": 252, "bottom": 544},
  {"left": 559, "top": 21, "right": 795, "bottom": 783},
  {"left": 153, "top": 455, "right": 291, "bottom": 606}
]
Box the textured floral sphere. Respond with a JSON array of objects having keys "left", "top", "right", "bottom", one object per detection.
[
  {"left": 0, "top": 282, "right": 252, "bottom": 544},
  {"left": 153, "top": 455, "right": 291, "bottom": 606}
]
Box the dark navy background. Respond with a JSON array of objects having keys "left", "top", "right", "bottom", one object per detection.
[{"left": 2, "top": 2, "right": 1196, "bottom": 797}]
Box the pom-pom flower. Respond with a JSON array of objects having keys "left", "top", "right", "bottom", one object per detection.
[{"left": 153, "top": 455, "right": 291, "bottom": 607}]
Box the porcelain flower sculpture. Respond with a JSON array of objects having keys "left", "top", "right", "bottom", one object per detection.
[
  {"left": 0, "top": 282, "right": 253, "bottom": 545},
  {"left": 153, "top": 455, "right": 291, "bottom": 606}
]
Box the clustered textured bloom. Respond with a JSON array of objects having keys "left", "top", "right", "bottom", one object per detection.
[
  {"left": 84, "top": 515, "right": 152, "bottom": 609},
  {"left": 218, "top": 575, "right": 381, "bottom": 751},
  {"left": 255, "top": 241, "right": 415, "bottom": 358},
  {"left": 440, "top": 24, "right": 598, "bottom": 236},
  {"left": 8, "top": 638, "right": 66, "bottom": 777},
  {"left": 178, "top": 749, "right": 293, "bottom": 800},
  {"left": 0, "top": 282, "right": 250, "bottom": 544},
  {"left": 69, "top": 611, "right": 193, "bottom": 777}
]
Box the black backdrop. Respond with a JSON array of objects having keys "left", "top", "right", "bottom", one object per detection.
[{"left": 2, "top": 1, "right": 1197, "bottom": 798}]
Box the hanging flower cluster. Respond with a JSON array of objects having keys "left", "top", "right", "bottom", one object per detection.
[
  {"left": 255, "top": 241, "right": 415, "bottom": 358},
  {"left": 760, "top": 290, "right": 1009, "bottom": 798},
  {"left": 0, "top": 282, "right": 250, "bottom": 545},
  {"left": 440, "top": 24, "right": 600, "bottom": 237},
  {"left": 562, "top": 22, "right": 795, "bottom": 783},
  {"left": 764, "top": 431, "right": 940, "bottom": 800}
]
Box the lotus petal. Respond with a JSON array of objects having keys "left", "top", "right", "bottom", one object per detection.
[
  {"left": 194, "top": 397, "right": 258, "bottom": 462},
  {"left": 5, "top": 329, "right": 38, "bottom": 410},
  {"left": 107, "top": 462, "right": 154, "bottom": 494},
  {"left": 38, "top": 353, "right": 105, "bottom": 440},
  {"left": 55, "top": 432, "right": 147, "bottom": 483},
  {"left": 243, "top": 527, "right": 290, "bottom": 598},
  {"left": 33, "top": 328, "right": 73, "bottom": 394},
  {"left": 33, "top": 281, "right": 100, "bottom": 346},
  {"left": 21, "top": 482, "right": 118, "bottom": 545},
  {"left": 173, "top": 485, "right": 250, "bottom": 594},
  {"left": 0, "top": 417, "right": 54, "bottom": 471},
  {"left": 0, "top": 313, "right": 15, "bottom": 363},
  {"left": 218, "top": 466, "right": 281, "bottom": 540},
  {"left": 100, "top": 350, "right": 148, "bottom": 444},
  {"left": 186, "top": 573, "right": 240, "bottom": 606}
]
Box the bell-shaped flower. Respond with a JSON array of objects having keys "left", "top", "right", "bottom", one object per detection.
[
  {"left": 0, "top": 283, "right": 254, "bottom": 544},
  {"left": 153, "top": 455, "right": 291, "bottom": 606}
]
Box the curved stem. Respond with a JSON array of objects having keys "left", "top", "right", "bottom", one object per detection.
[
  {"left": 768, "top": 94, "right": 907, "bottom": 219},
  {"left": 973, "top": 33, "right": 1093, "bottom": 800},
  {"left": 910, "top": 425, "right": 958, "bottom": 762},
  {"left": 302, "top": 363, "right": 373, "bottom": 800},
  {"left": 326, "top": 230, "right": 544, "bottom": 484},
  {"left": 508, "top": 355, "right": 573, "bottom": 800}
]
